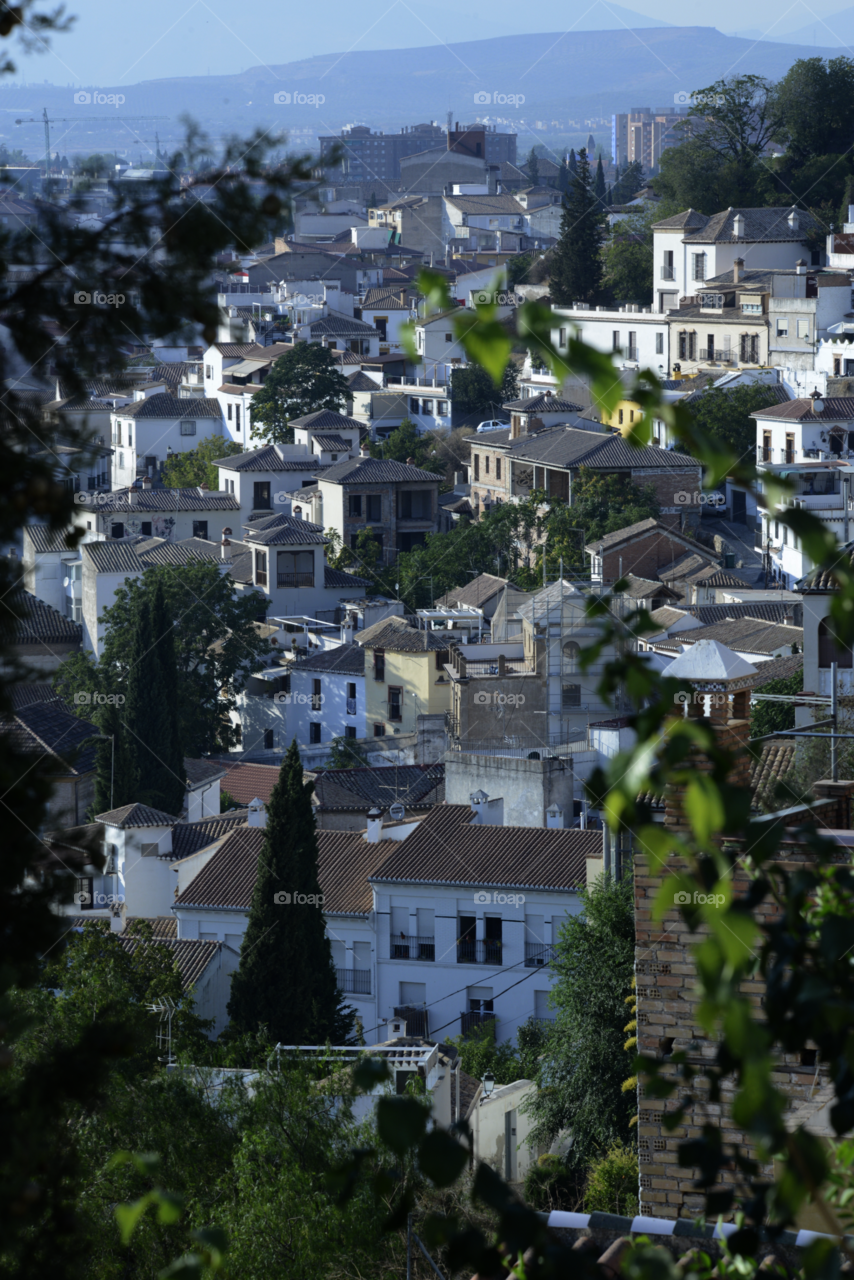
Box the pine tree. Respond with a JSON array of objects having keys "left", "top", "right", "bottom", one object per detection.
[
  {"left": 594, "top": 155, "right": 606, "bottom": 202},
  {"left": 569, "top": 148, "right": 578, "bottom": 177},
  {"left": 558, "top": 158, "right": 571, "bottom": 194},
  {"left": 227, "top": 741, "right": 354, "bottom": 1044},
  {"left": 606, "top": 186, "right": 613, "bottom": 207},
  {"left": 548, "top": 147, "right": 606, "bottom": 307},
  {"left": 526, "top": 147, "right": 540, "bottom": 186},
  {"left": 149, "top": 578, "right": 185, "bottom": 815}
]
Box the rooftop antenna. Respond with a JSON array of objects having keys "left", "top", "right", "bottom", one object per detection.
[{"left": 147, "top": 995, "right": 177, "bottom": 1065}]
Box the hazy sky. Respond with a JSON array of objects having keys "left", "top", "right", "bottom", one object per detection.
[{"left": 9, "top": 0, "right": 854, "bottom": 88}]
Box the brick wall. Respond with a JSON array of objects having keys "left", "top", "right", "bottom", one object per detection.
[
  {"left": 600, "top": 528, "right": 710, "bottom": 582},
  {"left": 635, "top": 692, "right": 854, "bottom": 1218},
  {"left": 632, "top": 467, "right": 702, "bottom": 530}
]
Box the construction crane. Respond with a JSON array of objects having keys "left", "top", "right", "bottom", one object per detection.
[{"left": 15, "top": 108, "right": 169, "bottom": 175}]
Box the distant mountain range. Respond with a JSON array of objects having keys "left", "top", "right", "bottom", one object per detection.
[{"left": 0, "top": 25, "right": 844, "bottom": 150}]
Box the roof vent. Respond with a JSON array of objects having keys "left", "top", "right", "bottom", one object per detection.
[{"left": 733, "top": 213, "right": 745, "bottom": 238}]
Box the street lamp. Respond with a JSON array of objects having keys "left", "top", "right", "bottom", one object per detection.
[{"left": 481, "top": 1071, "right": 495, "bottom": 1100}]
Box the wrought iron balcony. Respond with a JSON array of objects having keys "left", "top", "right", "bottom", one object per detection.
[
  {"left": 524, "top": 943, "right": 554, "bottom": 967},
  {"left": 660, "top": 265, "right": 675, "bottom": 280},
  {"left": 457, "top": 938, "right": 503, "bottom": 965},
  {"left": 336, "top": 967, "right": 371, "bottom": 995},
  {"left": 277, "top": 572, "right": 314, "bottom": 588},
  {"left": 391, "top": 934, "right": 436, "bottom": 961},
  {"left": 460, "top": 1010, "right": 496, "bottom": 1036}
]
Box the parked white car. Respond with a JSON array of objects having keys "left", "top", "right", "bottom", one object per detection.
[{"left": 476, "top": 419, "right": 510, "bottom": 432}]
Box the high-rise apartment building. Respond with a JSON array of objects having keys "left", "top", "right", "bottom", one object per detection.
[
  {"left": 611, "top": 106, "right": 690, "bottom": 174},
  {"left": 319, "top": 122, "right": 516, "bottom": 183}
]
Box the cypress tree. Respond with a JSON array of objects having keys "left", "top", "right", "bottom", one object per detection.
[
  {"left": 92, "top": 699, "right": 135, "bottom": 816},
  {"left": 227, "top": 741, "right": 354, "bottom": 1044},
  {"left": 123, "top": 597, "right": 179, "bottom": 814},
  {"left": 558, "top": 158, "right": 570, "bottom": 194},
  {"left": 594, "top": 155, "right": 606, "bottom": 202},
  {"left": 548, "top": 147, "right": 606, "bottom": 307},
  {"left": 569, "top": 148, "right": 578, "bottom": 176},
  {"left": 149, "top": 578, "right": 185, "bottom": 815},
  {"left": 526, "top": 147, "right": 540, "bottom": 185}
]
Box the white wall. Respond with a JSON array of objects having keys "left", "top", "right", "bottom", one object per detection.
[
  {"left": 551, "top": 306, "right": 668, "bottom": 372},
  {"left": 287, "top": 659, "right": 366, "bottom": 745}
]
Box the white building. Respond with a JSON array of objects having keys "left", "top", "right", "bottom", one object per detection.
[
  {"left": 551, "top": 303, "right": 669, "bottom": 375},
  {"left": 652, "top": 206, "right": 824, "bottom": 315},
  {"left": 110, "top": 393, "right": 225, "bottom": 488},
  {"left": 414, "top": 308, "right": 473, "bottom": 381},
  {"left": 86, "top": 483, "right": 241, "bottom": 543},
  {"left": 172, "top": 800, "right": 605, "bottom": 1046}
]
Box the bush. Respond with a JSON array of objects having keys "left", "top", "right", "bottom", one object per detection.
[
  {"left": 523, "top": 1153, "right": 582, "bottom": 1212},
  {"left": 584, "top": 1142, "right": 639, "bottom": 1217}
]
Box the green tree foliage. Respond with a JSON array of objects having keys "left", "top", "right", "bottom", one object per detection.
[
  {"left": 569, "top": 469, "right": 660, "bottom": 550},
  {"left": 594, "top": 154, "right": 606, "bottom": 202},
  {"left": 610, "top": 160, "right": 644, "bottom": 205},
  {"left": 584, "top": 1142, "right": 639, "bottom": 1215},
  {"left": 57, "top": 563, "right": 270, "bottom": 756},
  {"left": 451, "top": 360, "right": 519, "bottom": 419},
  {"left": 749, "top": 669, "right": 803, "bottom": 740},
  {"left": 602, "top": 203, "right": 655, "bottom": 306},
  {"left": 450, "top": 1017, "right": 550, "bottom": 1086},
  {"left": 371, "top": 417, "right": 442, "bottom": 471},
  {"left": 149, "top": 578, "right": 185, "bottom": 812},
  {"left": 220, "top": 788, "right": 240, "bottom": 812},
  {"left": 526, "top": 147, "right": 540, "bottom": 185},
  {"left": 227, "top": 743, "right": 354, "bottom": 1044},
  {"left": 249, "top": 344, "right": 350, "bottom": 444},
  {"left": 523, "top": 874, "right": 636, "bottom": 1168},
  {"left": 687, "top": 382, "right": 785, "bottom": 464},
  {"left": 775, "top": 56, "right": 854, "bottom": 165},
  {"left": 162, "top": 437, "right": 243, "bottom": 489},
  {"left": 119, "top": 596, "right": 185, "bottom": 814},
  {"left": 324, "top": 736, "right": 370, "bottom": 769},
  {"left": 548, "top": 148, "right": 606, "bottom": 306}
]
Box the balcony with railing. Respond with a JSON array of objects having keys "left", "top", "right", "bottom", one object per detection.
[
  {"left": 524, "top": 943, "right": 554, "bottom": 967},
  {"left": 461, "top": 1010, "right": 496, "bottom": 1036},
  {"left": 277, "top": 572, "right": 314, "bottom": 589},
  {"left": 336, "top": 967, "right": 371, "bottom": 994},
  {"left": 660, "top": 265, "right": 675, "bottom": 280},
  {"left": 626, "top": 346, "right": 639, "bottom": 362},
  {"left": 699, "top": 348, "right": 733, "bottom": 363},
  {"left": 391, "top": 934, "right": 436, "bottom": 961},
  {"left": 457, "top": 938, "right": 503, "bottom": 965}
]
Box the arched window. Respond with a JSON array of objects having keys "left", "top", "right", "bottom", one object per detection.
[
  {"left": 562, "top": 640, "right": 581, "bottom": 674},
  {"left": 818, "top": 617, "right": 853, "bottom": 668}
]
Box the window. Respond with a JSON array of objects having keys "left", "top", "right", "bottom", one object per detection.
[
  {"left": 111, "top": 522, "right": 125, "bottom": 538},
  {"left": 388, "top": 686, "right": 402, "bottom": 721},
  {"left": 235, "top": 405, "right": 241, "bottom": 431},
  {"left": 761, "top": 430, "right": 772, "bottom": 462},
  {"left": 701, "top": 293, "right": 725, "bottom": 309},
  {"left": 277, "top": 550, "right": 313, "bottom": 586},
  {"left": 484, "top": 456, "right": 490, "bottom": 475},
  {"left": 180, "top": 420, "right": 196, "bottom": 436},
  {"left": 618, "top": 409, "right": 624, "bottom": 424},
  {"left": 495, "top": 457, "right": 501, "bottom": 480},
  {"left": 819, "top": 617, "right": 853, "bottom": 668},
  {"left": 797, "top": 319, "right": 810, "bottom": 339},
  {"left": 678, "top": 330, "right": 696, "bottom": 360},
  {"left": 444, "top": 332, "right": 453, "bottom": 343},
  {"left": 373, "top": 649, "right": 385, "bottom": 681},
  {"left": 254, "top": 549, "right": 267, "bottom": 587},
  {"left": 739, "top": 333, "right": 759, "bottom": 363},
  {"left": 227, "top": 403, "right": 232, "bottom": 421},
  {"left": 612, "top": 330, "right": 620, "bottom": 352},
  {"left": 312, "top": 678, "right": 322, "bottom": 712},
  {"left": 562, "top": 640, "right": 581, "bottom": 673},
  {"left": 399, "top": 490, "right": 431, "bottom": 519},
  {"left": 349, "top": 494, "right": 363, "bottom": 518},
  {"left": 264, "top": 729, "right": 274, "bottom": 750},
  {"left": 742, "top": 301, "right": 762, "bottom": 313},
  {"left": 364, "top": 494, "right": 381, "bottom": 522},
  {"left": 437, "top": 400, "right": 449, "bottom": 416},
  {"left": 562, "top": 683, "right": 581, "bottom": 708},
  {"left": 409, "top": 396, "right": 420, "bottom": 414},
  {"left": 253, "top": 481, "right": 271, "bottom": 510},
  {"left": 192, "top": 520, "right": 208, "bottom": 540},
  {"left": 473, "top": 454, "right": 480, "bottom": 480},
  {"left": 205, "top": 364, "right": 212, "bottom": 379},
  {"left": 655, "top": 332, "right": 664, "bottom": 354},
  {"left": 692, "top": 252, "right": 706, "bottom": 281},
  {"left": 75, "top": 876, "right": 94, "bottom": 910},
  {"left": 373, "top": 723, "right": 386, "bottom": 737},
  {"left": 776, "top": 318, "right": 789, "bottom": 336},
  {"left": 785, "top": 433, "right": 795, "bottom": 463},
  {"left": 127, "top": 426, "right": 132, "bottom": 446},
  {"left": 118, "top": 452, "right": 125, "bottom": 469},
  {"left": 309, "top": 722, "right": 322, "bottom": 744},
  {"left": 140, "top": 521, "right": 152, "bottom": 536},
  {"left": 344, "top": 725, "right": 357, "bottom": 739},
  {"left": 114, "top": 422, "right": 122, "bottom": 445}
]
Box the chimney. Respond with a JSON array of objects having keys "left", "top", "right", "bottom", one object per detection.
[
  {"left": 733, "top": 257, "right": 744, "bottom": 283},
  {"left": 198, "top": 483, "right": 210, "bottom": 492},
  {"left": 360, "top": 442, "right": 371, "bottom": 457},
  {"left": 247, "top": 797, "right": 267, "bottom": 828},
  {"left": 733, "top": 212, "right": 745, "bottom": 238},
  {"left": 364, "top": 806, "right": 383, "bottom": 843},
  {"left": 220, "top": 534, "right": 232, "bottom": 562},
  {"left": 795, "top": 258, "right": 807, "bottom": 275},
  {"left": 141, "top": 475, "right": 152, "bottom": 490},
  {"left": 470, "top": 789, "right": 489, "bottom": 822},
  {"left": 546, "top": 803, "right": 564, "bottom": 829},
  {"left": 788, "top": 208, "right": 799, "bottom": 231}
]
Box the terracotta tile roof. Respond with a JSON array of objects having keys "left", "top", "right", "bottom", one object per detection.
[
  {"left": 218, "top": 762, "right": 282, "bottom": 805},
  {"left": 117, "top": 929, "right": 224, "bottom": 989},
  {"left": 693, "top": 601, "right": 801, "bottom": 626},
  {"left": 2, "top": 594, "right": 81, "bottom": 646},
  {"left": 183, "top": 757, "right": 228, "bottom": 787},
  {"left": 95, "top": 802, "right": 180, "bottom": 828},
  {"left": 435, "top": 572, "right": 508, "bottom": 610},
  {"left": 242, "top": 518, "right": 328, "bottom": 546},
  {"left": 22, "top": 525, "right": 76, "bottom": 554},
  {"left": 320, "top": 457, "right": 441, "bottom": 484},
  {"left": 683, "top": 205, "right": 819, "bottom": 244},
  {"left": 290, "top": 644, "right": 365, "bottom": 675},
  {"left": 588, "top": 520, "right": 716, "bottom": 558},
  {"left": 9, "top": 682, "right": 61, "bottom": 710},
  {"left": 751, "top": 738, "right": 796, "bottom": 807},
  {"left": 5, "top": 700, "right": 98, "bottom": 775},
  {"left": 171, "top": 811, "right": 249, "bottom": 860},
  {"left": 90, "top": 489, "right": 240, "bottom": 513},
  {"left": 356, "top": 615, "right": 450, "bottom": 651},
  {"left": 174, "top": 824, "right": 399, "bottom": 914},
  {"left": 751, "top": 652, "right": 803, "bottom": 686},
  {"left": 370, "top": 804, "right": 600, "bottom": 891},
  {"left": 502, "top": 393, "right": 582, "bottom": 413},
  {"left": 310, "top": 763, "right": 444, "bottom": 812},
  {"left": 289, "top": 408, "right": 364, "bottom": 432},
  {"left": 119, "top": 394, "right": 222, "bottom": 420},
  {"left": 672, "top": 617, "right": 802, "bottom": 655},
  {"left": 752, "top": 397, "right": 854, "bottom": 421}
]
